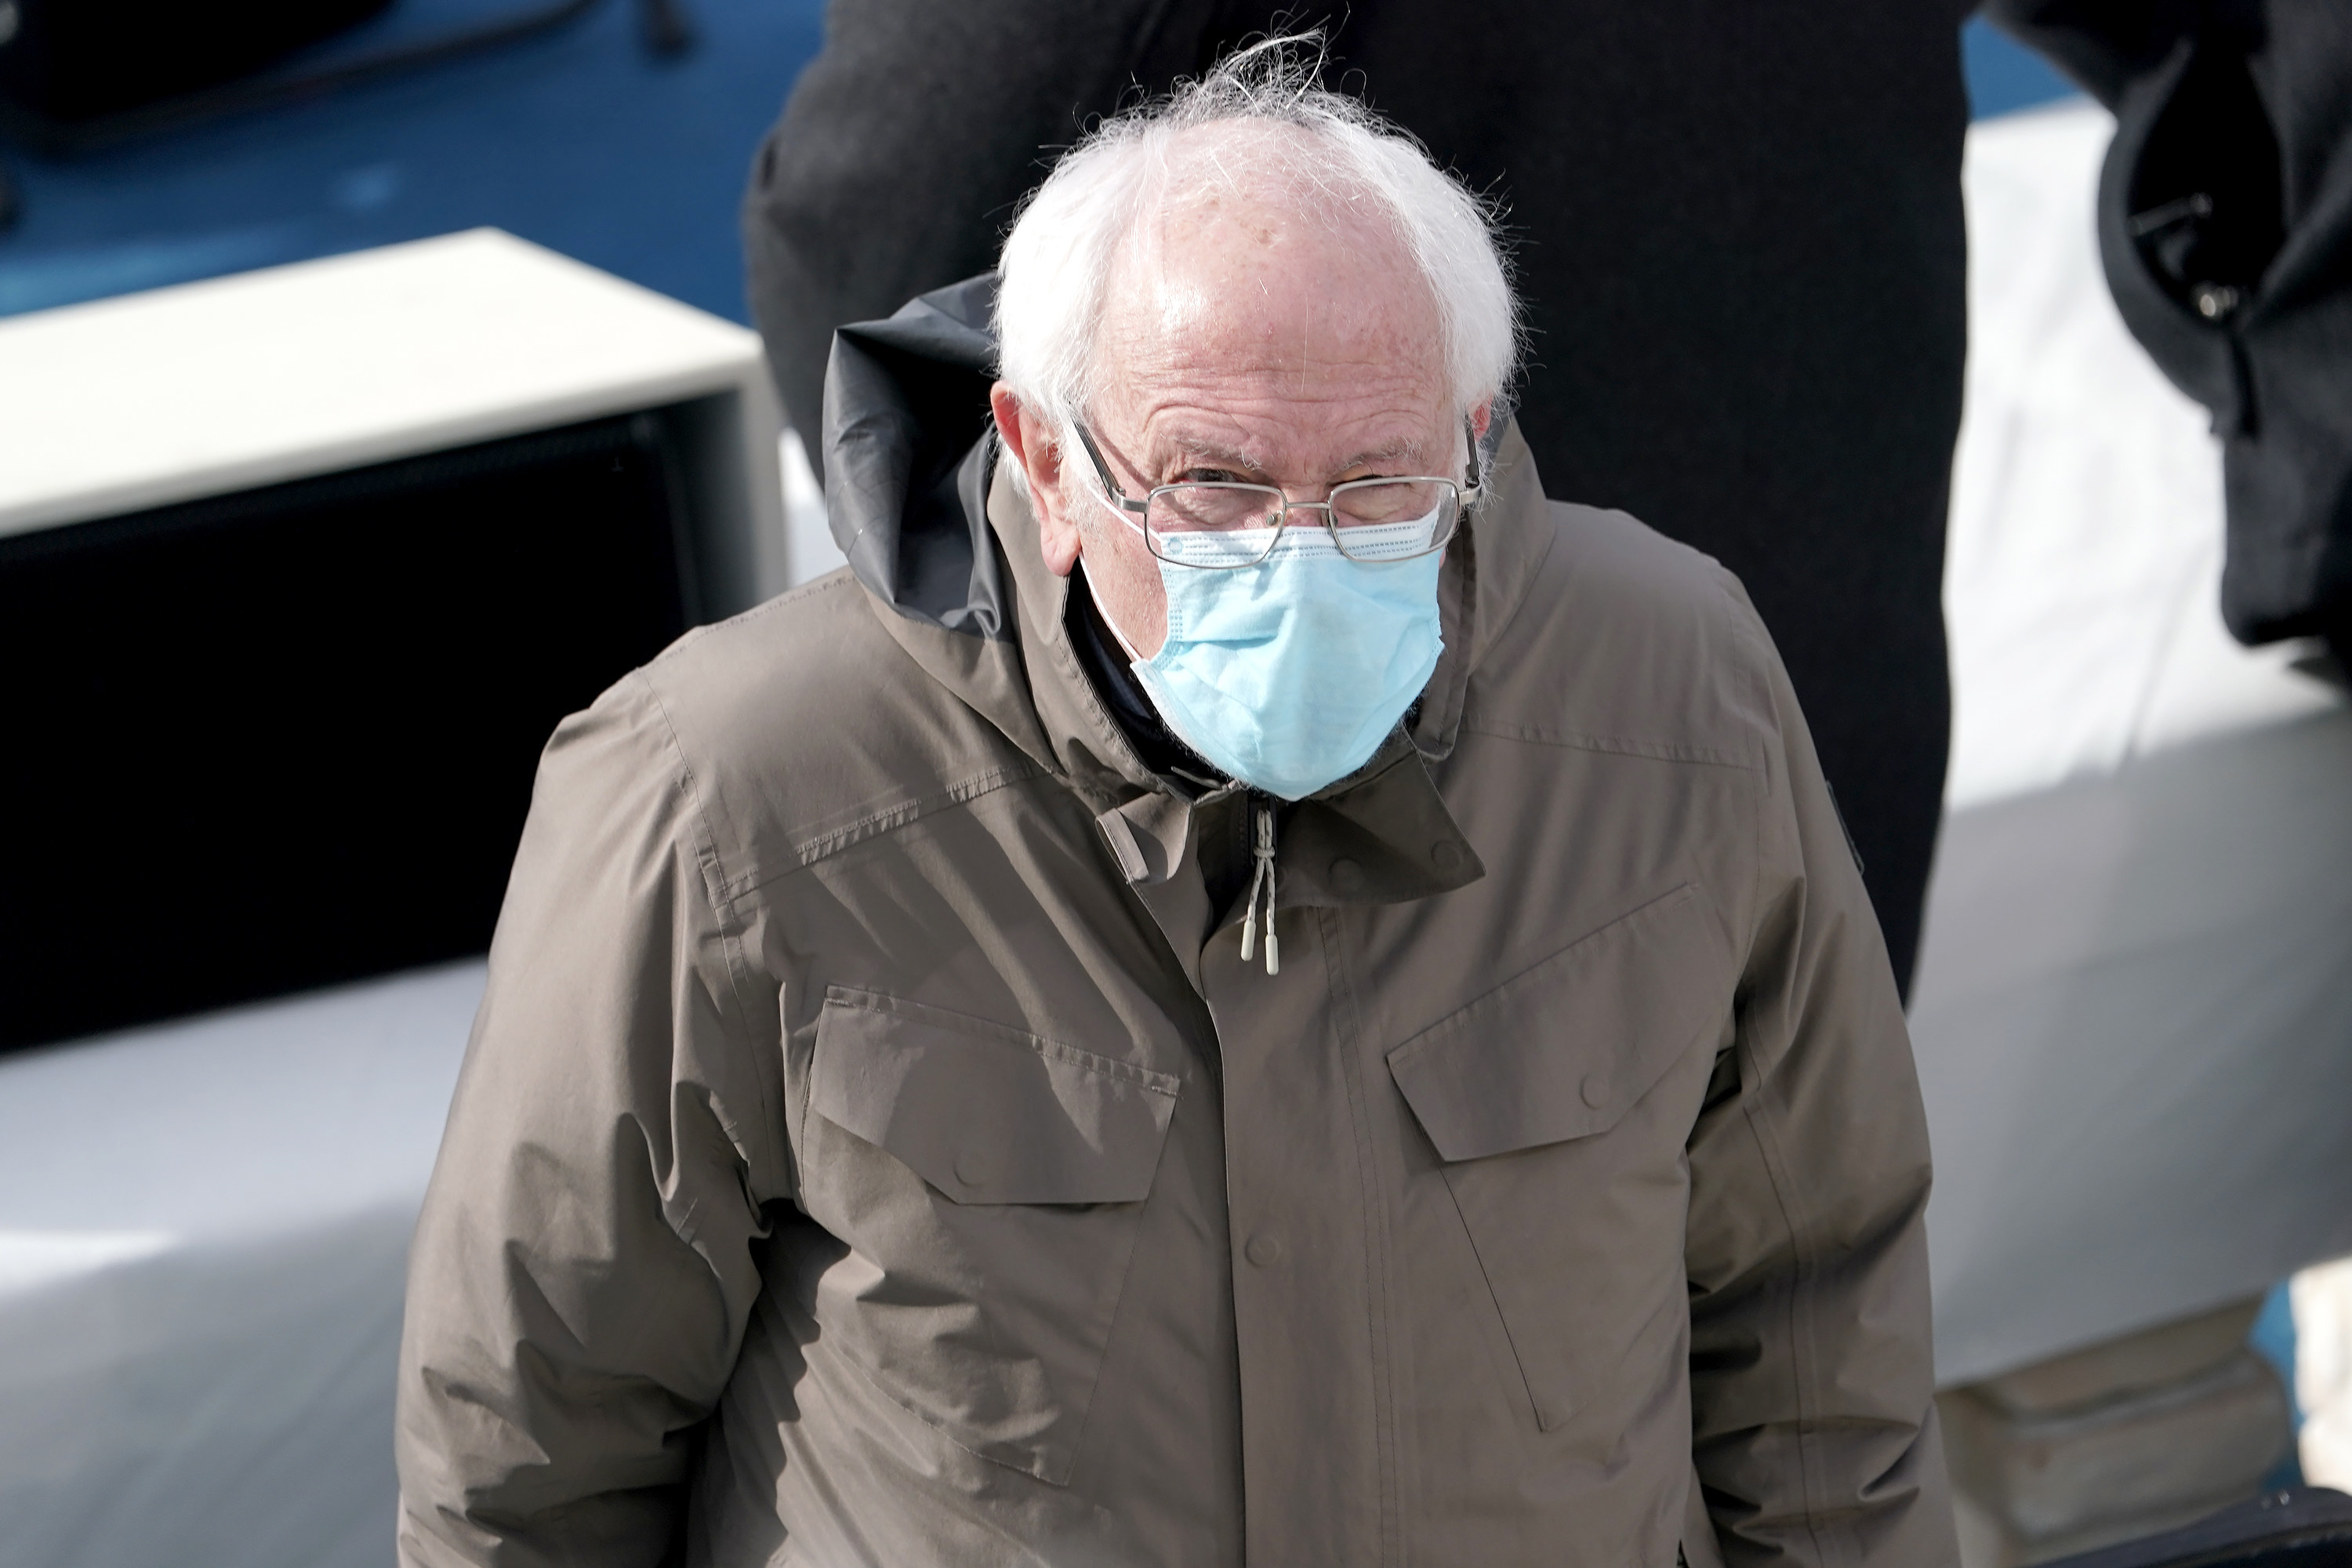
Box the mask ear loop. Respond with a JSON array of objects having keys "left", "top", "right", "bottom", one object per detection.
[{"left": 1080, "top": 557, "right": 1149, "bottom": 662}]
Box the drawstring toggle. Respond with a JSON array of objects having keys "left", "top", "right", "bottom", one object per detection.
[{"left": 1237, "top": 800, "right": 1279, "bottom": 976}]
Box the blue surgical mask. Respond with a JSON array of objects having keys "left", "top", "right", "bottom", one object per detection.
[{"left": 1094, "top": 521, "right": 1444, "bottom": 800}]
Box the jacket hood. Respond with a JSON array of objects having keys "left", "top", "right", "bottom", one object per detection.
[
  {"left": 815, "top": 272, "right": 1557, "bottom": 921},
  {"left": 820, "top": 272, "right": 1008, "bottom": 640}
]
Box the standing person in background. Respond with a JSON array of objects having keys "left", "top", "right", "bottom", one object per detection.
[
  {"left": 1984, "top": 0, "right": 2352, "bottom": 664},
  {"left": 744, "top": 2, "right": 1969, "bottom": 993}
]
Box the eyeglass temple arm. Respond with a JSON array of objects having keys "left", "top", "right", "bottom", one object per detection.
[{"left": 1072, "top": 423, "right": 1150, "bottom": 514}]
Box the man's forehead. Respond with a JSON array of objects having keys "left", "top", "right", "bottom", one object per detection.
[
  {"left": 1105, "top": 158, "right": 1439, "bottom": 353},
  {"left": 1088, "top": 139, "right": 1454, "bottom": 473}
]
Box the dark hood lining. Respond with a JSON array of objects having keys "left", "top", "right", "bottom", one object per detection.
[{"left": 822, "top": 271, "right": 1009, "bottom": 639}]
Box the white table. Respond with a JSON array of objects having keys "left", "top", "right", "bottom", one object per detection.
[
  {"left": 0, "top": 966, "right": 481, "bottom": 1568},
  {"left": 0, "top": 227, "right": 792, "bottom": 611}
]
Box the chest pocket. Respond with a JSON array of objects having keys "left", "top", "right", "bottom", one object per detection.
[
  {"left": 1386, "top": 884, "right": 1731, "bottom": 1432},
  {"left": 800, "top": 986, "right": 1179, "bottom": 1483}
]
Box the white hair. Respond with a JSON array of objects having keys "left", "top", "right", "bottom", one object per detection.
[{"left": 994, "top": 35, "right": 1518, "bottom": 470}]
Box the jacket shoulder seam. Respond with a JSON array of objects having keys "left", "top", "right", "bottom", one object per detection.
[
  {"left": 720, "top": 758, "right": 1049, "bottom": 905},
  {"left": 1473, "top": 490, "right": 1567, "bottom": 664},
  {"left": 630, "top": 670, "right": 789, "bottom": 1192},
  {"left": 1457, "top": 716, "right": 1765, "bottom": 771},
  {"left": 648, "top": 568, "right": 859, "bottom": 668},
  {"left": 1704, "top": 564, "right": 1787, "bottom": 764}
]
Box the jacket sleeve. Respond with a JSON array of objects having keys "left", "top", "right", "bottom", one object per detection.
[
  {"left": 739, "top": 0, "right": 1239, "bottom": 471},
  {"left": 1682, "top": 589, "right": 1958, "bottom": 1566},
  {"left": 395, "top": 673, "right": 787, "bottom": 1566}
]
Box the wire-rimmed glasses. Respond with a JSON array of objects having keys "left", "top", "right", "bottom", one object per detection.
[{"left": 1073, "top": 421, "right": 1479, "bottom": 569}]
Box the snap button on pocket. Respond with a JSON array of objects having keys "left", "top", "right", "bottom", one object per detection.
[
  {"left": 954, "top": 1146, "right": 993, "bottom": 1188},
  {"left": 1244, "top": 1233, "right": 1283, "bottom": 1267},
  {"left": 1580, "top": 1073, "right": 1608, "bottom": 1109},
  {"left": 1431, "top": 840, "right": 1464, "bottom": 873},
  {"left": 1329, "top": 858, "right": 1364, "bottom": 894}
]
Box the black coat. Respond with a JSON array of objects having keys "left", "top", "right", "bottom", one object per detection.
[
  {"left": 742, "top": 2, "right": 1973, "bottom": 989},
  {"left": 1990, "top": 0, "right": 2352, "bottom": 652}
]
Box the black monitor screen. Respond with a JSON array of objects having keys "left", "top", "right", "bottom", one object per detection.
[{"left": 0, "top": 412, "right": 696, "bottom": 1054}]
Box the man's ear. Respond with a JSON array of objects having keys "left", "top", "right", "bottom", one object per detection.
[
  {"left": 991, "top": 383, "right": 1082, "bottom": 576},
  {"left": 1470, "top": 399, "right": 1494, "bottom": 445}
]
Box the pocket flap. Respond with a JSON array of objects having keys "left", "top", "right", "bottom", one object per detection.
[
  {"left": 1387, "top": 884, "right": 1726, "bottom": 1162},
  {"left": 811, "top": 987, "right": 1181, "bottom": 1205}
]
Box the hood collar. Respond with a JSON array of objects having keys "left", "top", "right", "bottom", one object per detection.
[
  {"left": 821, "top": 274, "right": 1559, "bottom": 932},
  {"left": 822, "top": 273, "right": 1009, "bottom": 639}
]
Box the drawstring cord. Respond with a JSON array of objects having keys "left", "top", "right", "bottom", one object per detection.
[{"left": 1237, "top": 799, "right": 1279, "bottom": 976}]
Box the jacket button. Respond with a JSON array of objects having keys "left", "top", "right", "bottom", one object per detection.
[
  {"left": 1431, "top": 840, "right": 1464, "bottom": 873},
  {"left": 953, "top": 1147, "right": 992, "bottom": 1187},
  {"left": 1244, "top": 1233, "right": 1283, "bottom": 1267},
  {"left": 1580, "top": 1074, "right": 1608, "bottom": 1109},
  {"left": 1328, "top": 857, "right": 1364, "bottom": 894}
]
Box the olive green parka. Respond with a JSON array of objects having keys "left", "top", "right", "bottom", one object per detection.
[{"left": 396, "top": 278, "right": 1955, "bottom": 1568}]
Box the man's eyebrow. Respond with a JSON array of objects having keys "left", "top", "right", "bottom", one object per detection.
[
  {"left": 1156, "top": 435, "right": 1431, "bottom": 476},
  {"left": 1339, "top": 438, "right": 1423, "bottom": 470},
  {"left": 1161, "top": 437, "right": 1265, "bottom": 474}
]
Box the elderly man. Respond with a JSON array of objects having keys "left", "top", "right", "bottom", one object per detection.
[{"left": 397, "top": 49, "right": 1955, "bottom": 1568}]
